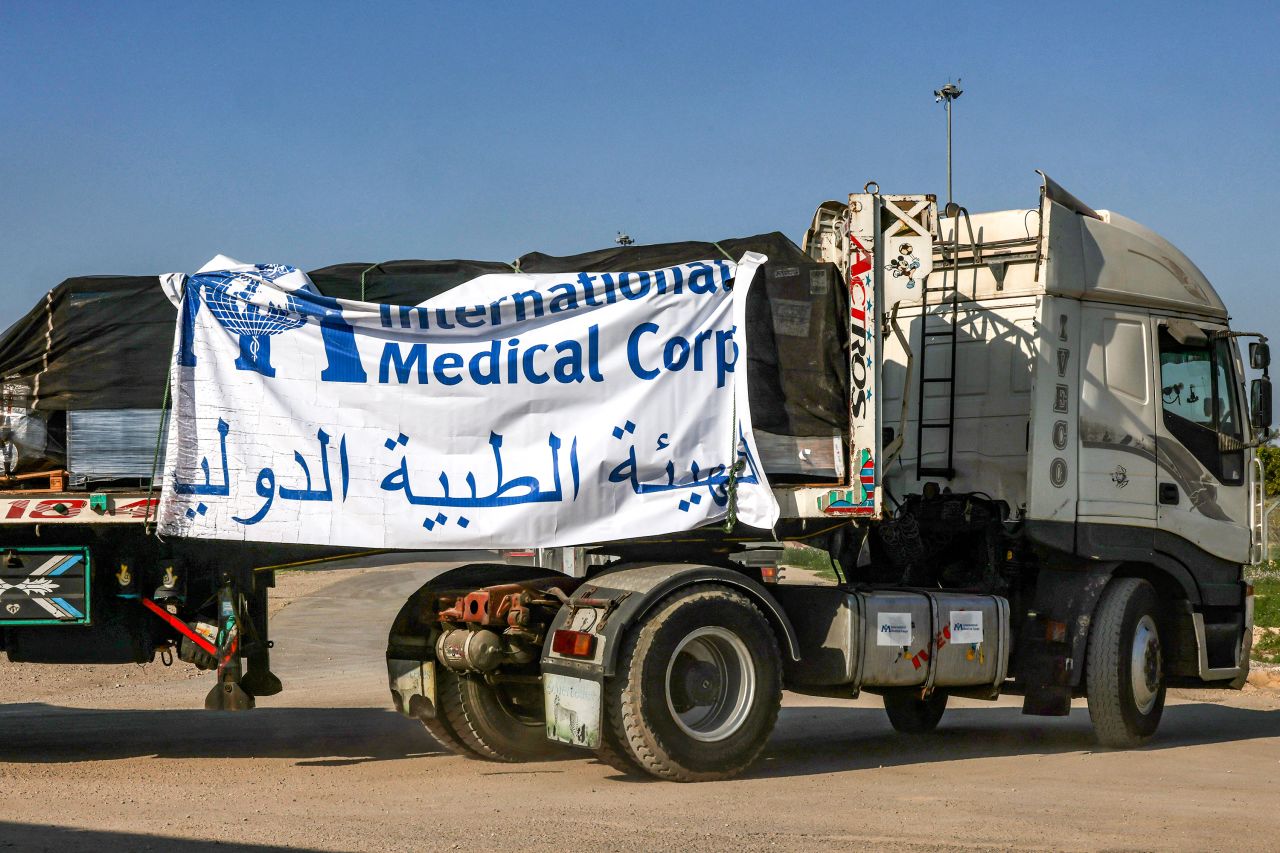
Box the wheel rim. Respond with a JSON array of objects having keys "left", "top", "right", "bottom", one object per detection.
[
  {"left": 1129, "top": 614, "right": 1162, "bottom": 715},
  {"left": 664, "top": 626, "right": 756, "bottom": 743},
  {"left": 479, "top": 677, "right": 544, "bottom": 728}
]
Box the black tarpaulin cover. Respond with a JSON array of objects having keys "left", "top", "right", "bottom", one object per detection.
[
  {"left": 0, "top": 233, "right": 847, "bottom": 476},
  {"left": 0, "top": 276, "right": 177, "bottom": 412},
  {"left": 306, "top": 259, "right": 515, "bottom": 304}
]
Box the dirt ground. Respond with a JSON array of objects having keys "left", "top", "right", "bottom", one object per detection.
[{"left": 1, "top": 560, "right": 1279, "bottom": 852}]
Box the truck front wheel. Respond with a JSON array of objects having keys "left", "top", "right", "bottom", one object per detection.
[
  {"left": 1086, "top": 577, "right": 1165, "bottom": 747},
  {"left": 883, "top": 688, "right": 948, "bottom": 733},
  {"left": 600, "top": 584, "right": 782, "bottom": 782}
]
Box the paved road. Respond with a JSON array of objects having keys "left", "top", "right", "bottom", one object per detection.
[{"left": 1, "top": 561, "right": 1278, "bottom": 852}]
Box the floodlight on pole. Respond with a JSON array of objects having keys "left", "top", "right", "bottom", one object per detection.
[{"left": 934, "top": 79, "right": 963, "bottom": 215}]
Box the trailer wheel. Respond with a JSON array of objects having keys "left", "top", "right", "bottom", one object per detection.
[
  {"left": 415, "top": 668, "right": 479, "bottom": 757},
  {"left": 440, "top": 671, "right": 563, "bottom": 762},
  {"left": 883, "top": 689, "right": 948, "bottom": 734},
  {"left": 602, "top": 584, "right": 782, "bottom": 782},
  {"left": 1086, "top": 578, "right": 1165, "bottom": 747}
]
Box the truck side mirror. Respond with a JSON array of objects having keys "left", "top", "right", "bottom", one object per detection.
[
  {"left": 1251, "top": 377, "right": 1273, "bottom": 430},
  {"left": 1250, "top": 341, "right": 1270, "bottom": 370}
]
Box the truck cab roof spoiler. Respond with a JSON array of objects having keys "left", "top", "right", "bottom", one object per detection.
[{"left": 1037, "top": 170, "right": 1102, "bottom": 220}]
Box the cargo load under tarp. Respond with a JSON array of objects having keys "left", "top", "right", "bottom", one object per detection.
[
  {"left": 0, "top": 233, "right": 847, "bottom": 484},
  {"left": 0, "top": 276, "right": 174, "bottom": 479},
  {"left": 0, "top": 276, "right": 176, "bottom": 412}
]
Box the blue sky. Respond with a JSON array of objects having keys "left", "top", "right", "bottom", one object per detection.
[{"left": 1, "top": 1, "right": 1277, "bottom": 344}]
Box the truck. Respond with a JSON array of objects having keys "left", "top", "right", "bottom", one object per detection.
[{"left": 0, "top": 173, "right": 1269, "bottom": 782}]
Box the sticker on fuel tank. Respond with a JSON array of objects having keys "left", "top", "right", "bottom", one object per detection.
[
  {"left": 949, "top": 611, "right": 984, "bottom": 644},
  {"left": 876, "top": 612, "right": 912, "bottom": 646}
]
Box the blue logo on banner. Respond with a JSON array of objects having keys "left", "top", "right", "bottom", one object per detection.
[
  {"left": 178, "top": 265, "right": 367, "bottom": 383},
  {"left": 204, "top": 270, "right": 307, "bottom": 377}
]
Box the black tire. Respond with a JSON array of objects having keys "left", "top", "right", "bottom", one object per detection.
[
  {"left": 601, "top": 584, "right": 782, "bottom": 782},
  {"left": 883, "top": 689, "right": 947, "bottom": 734},
  {"left": 593, "top": 728, "right": 646, "bottom": 776},
  {"left": 1086, "top": 578, "right": 1166, "bottom": 747},
  {"left": 416, "top": 667, "right": 479, "bottom": 757},
  {"left": 440, "top": 670, "right": 563, "bottom": 762}
]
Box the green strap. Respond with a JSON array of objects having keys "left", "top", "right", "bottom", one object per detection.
[
  {"left": 712, "top": 242, "right": 735, "bottom": 262},
  {"left": 358, "top": 263, "right": 383, "bottom": 302}
]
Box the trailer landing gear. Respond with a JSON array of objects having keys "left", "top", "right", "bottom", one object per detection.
[
  {"left": 205, "top": 578, "right": 252, "bottom": 710},
  {"left": 239, "top": 580, "right": 282, "bottom": 698},
  {"left": 203, "top": 573, "right": 282, "bottom": 711}
]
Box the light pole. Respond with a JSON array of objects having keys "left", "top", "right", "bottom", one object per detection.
[{"left": 934, "top": 80, "right": 963, "bottom": 214}]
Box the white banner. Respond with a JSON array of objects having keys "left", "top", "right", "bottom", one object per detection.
[{"left": 157, "top": 255, "right": 778, "bottom": 548}]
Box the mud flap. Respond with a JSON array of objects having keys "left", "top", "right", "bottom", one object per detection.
[
  {"left": 1229, "top": 585, "right": 1254, "bottom": 689},
  {"left": 543, "top": 672, "right": 601, "bottom": 749},
  {"left": 388, "top": 658, "right": 437, "bottom": 718}
]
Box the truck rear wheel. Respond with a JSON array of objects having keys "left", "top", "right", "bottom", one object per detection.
[
  {"left": 601, "top": 584, "right": 782, "bottom": 782},
  {"left": 883, "top": 689, "right": 947, "bottom": 733},
  {"left": 440, "top": 670, "right": 563, "bottom": 762},
  {"left": 1086, "top": 578, "right": 1165, "bottom": 747},
  {"left": 416, "top": 668, "right": 479, "bottom": 756}
]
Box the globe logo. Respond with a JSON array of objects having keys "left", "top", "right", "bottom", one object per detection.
[
  {"left": 201, "top": 266, "right": 309, "bottom": 377},
  {"left": 178, "top": 263, "right": 369, "bottom": 384}
]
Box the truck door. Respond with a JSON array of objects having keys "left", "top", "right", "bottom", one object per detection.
[
  {"left": 1151, "top": 317, "right": 1250, "bottom": 564},
  {"left": 1077, "top": 307, "right": 1157, "bottom": 525}
]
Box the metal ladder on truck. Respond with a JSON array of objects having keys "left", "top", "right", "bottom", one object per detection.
[
  {"left": 914, "top": 211, "right": 972, "bottom": 481},
  {"left": 911, "top": 209, "right": 1039, "bottom": 481}
]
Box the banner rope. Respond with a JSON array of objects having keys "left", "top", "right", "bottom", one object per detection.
[
  {"left": 722, "top": 254, "right": 742, "bottom": 532},
  {"left": 144, "top": 297, "right": 177, "bottom": 537},
  {"left": 722, "top": 392, "right": 741, "bottom": 533}
]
